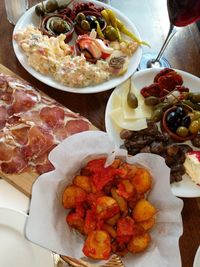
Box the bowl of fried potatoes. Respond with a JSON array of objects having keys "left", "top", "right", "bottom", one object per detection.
[{"left": 26, "top": 131, "right": 183, "bottom": 267}]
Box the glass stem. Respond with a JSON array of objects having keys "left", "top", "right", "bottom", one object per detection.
[{"left": 153, "top": 23, "right": 177, "bottom": 63}]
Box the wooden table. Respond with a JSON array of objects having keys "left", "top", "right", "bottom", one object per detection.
[{"left": 0, "top": 1, "right": 200, "bottom": 267}]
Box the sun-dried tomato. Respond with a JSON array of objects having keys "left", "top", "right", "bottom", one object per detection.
[
  {"left": 153, "top": 68, "right": 174, "bottom": 83},
  {"left": 157, "top": 72, "right": 183, "bottom": 92},
  {"left": 140, "top": 83, "right": 161, "bottom": 98}
]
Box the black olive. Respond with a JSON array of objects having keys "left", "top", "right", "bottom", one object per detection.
[
  {"left": 98, "top": 17, "right": 105, "bottom": 28},
  {"left": 176, "top": 106, "right": 186, "bottom": 117},
  {"left": 85, "top": 15, "right": 97, "bottom": 29},
  {"left": 182, "top": 115, "right": 191, "bottom": 128},
  {"left": 166, "top": 111, "right": 182, "bottom": 131}
]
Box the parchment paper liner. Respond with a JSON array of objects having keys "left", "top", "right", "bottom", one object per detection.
[{"left": 26, "top": 131, "right": 183, "bottom": 267}]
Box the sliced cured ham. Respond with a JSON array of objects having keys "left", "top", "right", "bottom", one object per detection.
[
  {"left": 65, "top": 119, "right": 90, "bottom": 135},
  {"left": 22, "top": 126, "right": 55, "bottom": 159},
  {"left": 0, "top": 72, "right": 93, "bottom": 175},
  {"left": 40, "top": 106, "right": 65, "bottom": 129}
]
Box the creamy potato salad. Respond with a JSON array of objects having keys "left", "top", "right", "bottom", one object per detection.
[{"left": 14, "top": 25, "right": 138, "bottom": 88}]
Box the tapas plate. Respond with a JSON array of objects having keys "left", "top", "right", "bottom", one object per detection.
[
  {"left": 105, "top": 68, "right": 200, "bottom": 198},
  {"left": 0, "top": 207, "right": 54, "bottom": 267},
  {"left": 13, "top": 0, "right": 142, "bottom": 93}
]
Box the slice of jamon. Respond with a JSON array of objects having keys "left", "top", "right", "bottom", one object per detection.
[
  {"left": 0, "top": 141, "right": 15, "bottom": 161},
  {"left": 0, "top": 106, "right": 8, "bottom": 129},
  {"left": 20, "top": 110, "right": 42, "bottom": 126},
  {"left": 33, "top": 145, "right": 56, "bottom": 175},
  {"left": 40, "top": 106, "right": 65, "bottom": 129},
  {"left": 11, "top": 89, "right": 40, "bottom": 114},
  {"left": 1, "top": 149, "right": 28, "bottom": 174},
  {"left": 21, "top": 126, "right": 55, "bottom": 159},
  {"left": 65, "top": 119, "right": 90, "bottom": 135},
  {"left": 10, "top": 124, "right": 31, "bottom": 145}
]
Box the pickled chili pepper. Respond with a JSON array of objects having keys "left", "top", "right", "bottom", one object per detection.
[
  {"left": 106, "top": 9, "right": 122, "bottom": 42},
  {"left": 101, "top": 9, "right": 110, "bottom": 25},
  {"left": 95, "top": 21, "right": 105, "bottom": 39}
]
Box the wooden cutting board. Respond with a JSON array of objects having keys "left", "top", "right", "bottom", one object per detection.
[{"left": 0, "top": 64, "right": 96, "bottom": 197}]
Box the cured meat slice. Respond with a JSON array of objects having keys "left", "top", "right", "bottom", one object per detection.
[
  {"left": 0, "top": 106, "right": 8, "bottom": 128},
  {"left": 40, "top": 106, "right": 65, "bottom": 129},
  {"left": 10, "top": 124, "right": 30, "bottom": 145},
  {"left": 11, "top": 89, "right": 40, "bottom": 114},
  {"left": 20, "top": 110, "right": 42, "bottom": 126},
  {"left": 0, "top": 142, "right": 14, "bottom": 161},
  {"left": 21, "top": 126, "right": 55, "bottom": 159},
  {"left": 1, "top": 152, "right": 28, "bottom": 174},
  {"left": 65, "top": 119, "right": 90, "bottom": 135}
]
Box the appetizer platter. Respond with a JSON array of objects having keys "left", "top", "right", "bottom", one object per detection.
[
  {"left": 13, "top": 0, "right": 143, "bottom": 93},
  {"left": 105, "top": 68, "right": 200, "bottom": 197}
]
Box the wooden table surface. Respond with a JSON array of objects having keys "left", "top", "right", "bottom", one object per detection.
[{"left": 0, "top": 1, "right": 200, "bottom": 266}]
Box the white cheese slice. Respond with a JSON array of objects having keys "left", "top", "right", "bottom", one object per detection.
[
  {"left": 121, "top": 80, "right": 152, "bottom": 120},
  {"left": 111, "top": 91, "right": 121, "bottom": 109},
  {"left": 184, "top": 153, "right": 200, "bottom": 185},
  {"left": 109, "top": 108, "right": 147, "bottom": 130}
]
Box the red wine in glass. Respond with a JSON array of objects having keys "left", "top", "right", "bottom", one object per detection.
[{"left": 138, "top": 0, "right": 200, "bottom": 69}]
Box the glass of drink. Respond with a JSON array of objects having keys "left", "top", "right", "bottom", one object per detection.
[
  {"left": 4, "top": 0, "right": 28, "bottom": 25},
  {"left": 138, "top": 0, "right": 200, "bottom": 69}
]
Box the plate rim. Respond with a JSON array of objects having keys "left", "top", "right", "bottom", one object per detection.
[
  {"left": 12, "top": 0, "right": 142, "bottom": 94},
  {"left": 193, "top": 246, "right": 200, "bottom": 267},
  {"left": 0, "top": 206, "right": 54, "bottom": 267},
  {"left": 105, "top": 67, "right": 200, "bottom": 198}
]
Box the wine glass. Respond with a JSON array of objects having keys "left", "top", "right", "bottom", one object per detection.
[{"left": 138, "top": 0, "right": 200, "bottom": 69}]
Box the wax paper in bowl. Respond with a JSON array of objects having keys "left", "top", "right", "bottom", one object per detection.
[{"left": 26, "top": 131, "right": 183, "bottom": 267}]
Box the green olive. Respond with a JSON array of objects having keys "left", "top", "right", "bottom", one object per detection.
[
  {"left": 144, "top": 96, "right": 160, "bottom": 106},
  {"left": 75, "top": 12, "right": 86, "bottom": 25},
  {"left": 81, "top": 20, "right": 91, "bottom": 31},
  {"left": 105, "top": 26, "right": 118, "bottom": 41},
  {"left": 50, "top": 18, "right": 70, "bottom": 34},
  {"left": 176, "top": 126, "right": 189, "bottom": 137},
  {"left": 45, "top": 0, "right": 58, "bottom": 13},
  {"left": 35, "top": 4, "right": 45, "bottom": 16},
  {"left": 151, "top": 108, "right": 163, "bottom": 122},
  {"left": 127, "top": 91, "right": 138, "bottom": 109},
  {"left": 192, "top": 111, "right": 200, "bottom": 121},
  {"left": 189, "top": 93, "right": 200, "bottom": 103},
  {"left": 189, "top": 120, "right": 200, "bottom": 133}
]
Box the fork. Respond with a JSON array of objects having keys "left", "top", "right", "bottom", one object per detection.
[{"left": 56, "top": 254, "right": 125, "bottom": 267}]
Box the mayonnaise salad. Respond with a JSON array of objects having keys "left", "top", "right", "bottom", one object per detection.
[{"left": 14, "top": 25, "right": 138, "bottom": 88}]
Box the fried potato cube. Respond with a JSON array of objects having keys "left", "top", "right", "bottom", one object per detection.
[
  {"left": 83, "top": 230, "right": 111, "bottom": 260},
  {"left": 111, "top": 187, "right": 128, "bottom": 215},
  {"left": 62, "top": 185, "right": 86, "bottom": 209},
  {"left": 106, "top": 213, "right": 120, "bottom": 226},
  {"left": 132, "top": 199, "right": 156, "bottom": 222},
  {"left": 102, "top": 223, "right": 117, "bottom": 238},
  {"left": 66, "top": 211, "right": 85, "bottom": 234},
  {"left": 120, "top": 163, "right": 138, "bottom": 179},
  {"left": 116, "top": 179, "right": 135, "bottom": 200},
  {"left": 139, "top": 217, "right": 155, "bottom": 231},
  {"left": 132, "top": 168, "right": 152, "bottom": 194},
  {"left": 128, "top": 232, "right": 151, "bottom": 253},
  {"left": 73, "top": 175, "right": 92, "bottom": 193},
  {"left": 94, "top": 196, "right": 120, "bottom": 220}
]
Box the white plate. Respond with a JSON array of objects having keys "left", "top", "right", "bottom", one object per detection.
[
  {"left": 0, "top": 207, "right": 54, "bottom": 267},
  {"left": 105, "top": 68, "right": 200, "bottom": 198},
  {"left": 13, "top": 0, "right": 142, "bottom": 94},
  {"left": 193, "top": 246, "right": 200, "bottom": 267}
]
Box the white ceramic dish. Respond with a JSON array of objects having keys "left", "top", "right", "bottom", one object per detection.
[
  {"left": 105, "top": 68, "right": 200, "bottom": 198},
  {"left": 193, "top": 246, "right": 200, "bottom": 267},
  {"left": 0, "top": 207, "right": 54, "bottom": 267},
  {"left": 13, "top": 0, "right": 142, "bottom": 94}
]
